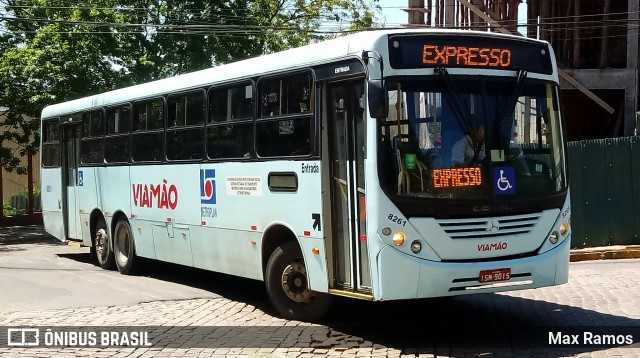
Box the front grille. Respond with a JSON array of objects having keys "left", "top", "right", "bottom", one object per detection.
[{"left": 436, "top": 212, "right": 543, "bottom": 239}]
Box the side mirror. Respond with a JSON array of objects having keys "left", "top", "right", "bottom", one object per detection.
[{"left": 367, "top": 79, "right": 388, "bottom": 118}]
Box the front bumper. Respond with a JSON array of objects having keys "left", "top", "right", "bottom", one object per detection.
[{"left": 375, "top": 235, "right": 570, "bottom": 300}]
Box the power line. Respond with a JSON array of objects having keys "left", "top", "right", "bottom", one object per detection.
[
  {"left": 3, "top": 7, "right": 638, "bottom": 32},
  {"left": 2, "top": 5, "right": 639, "bottom": 42},
  {"left": 4, "top": 2, "right": 636, "bottom": 29},
  {"left": 3, "top": 12, "right": 639, "bottom": 29}
]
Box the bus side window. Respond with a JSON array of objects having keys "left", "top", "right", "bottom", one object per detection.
[
  {"left": 132, "top": 99, "right": 164, "bottom": 162},
  {"left": 286, "top": 74, "right": 311, "bottom": 114},
  {"left": 260, "top": 79, "right": 281, "bottom": 117},
  {"left": 207, "top": 83, "right": 254, "bottom": 159},
  {"left": 42, "top": 119, "right": 60, "bottom": 167},
  {"left": 105, "top": 105, "right": 131, "bottom": 164},
  {"left": 256, "top": 73, "right": 313, "bottom": 158},
  {"left": 80, "top": 110, "right": 105, "bottom": 165},
  {"left": 166, "top": 91, "right": 205, "bottom": 161}
]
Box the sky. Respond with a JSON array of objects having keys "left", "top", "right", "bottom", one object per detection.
[
  {"left": 378, "top": 0, "right": 530, "bottom": 37},
  {"left": 378, "top": 0, "right": 406, "bottom": 28}
]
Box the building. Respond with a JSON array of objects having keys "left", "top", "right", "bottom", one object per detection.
[
  {"left": 0, "top": 107, "right": 41, "bottom": 218},
  {"left": 403, "top": 0, "right": 638, "bottom": 141}
]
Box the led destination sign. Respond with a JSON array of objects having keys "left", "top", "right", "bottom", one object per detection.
[
  {"left": 422, "top": 45, "right": 511, "bottom": 68},
  {"left": 389, "top": 35, "right": 553, "bottom": 74},
  {"left": 432, "top": 167, "right": 483, "bottom": 189}
]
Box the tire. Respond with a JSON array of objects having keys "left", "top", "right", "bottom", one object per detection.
[
  {"left": 113, "top": 219, "right": 136, "bottom": 275},
  {"left": 265, "top": 241, "right": 332, "bottom": 321},
  {"left": 93, "top": 217, "right": 115, "bottom": 270}
]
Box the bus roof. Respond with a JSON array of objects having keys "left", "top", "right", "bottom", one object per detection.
[{"left": 40, "top": 29, "right": 545, "bottom": 119}]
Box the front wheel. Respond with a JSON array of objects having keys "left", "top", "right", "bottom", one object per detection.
[
  {"left": 265, "top": 241, "right": 331, "bottom": 321},
  {"left": 113, "top": 219, "right": 137, "bottom": 275}
]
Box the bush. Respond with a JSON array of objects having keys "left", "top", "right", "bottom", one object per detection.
[
  {"left": 3, "top": 186, "right": 40, "bottom": 216},
  {"left": 3, "top": 200, "right": 18, "bottom": 216},
  {"left": 17, "top": 187, "right": 41, "bottom": 198}
]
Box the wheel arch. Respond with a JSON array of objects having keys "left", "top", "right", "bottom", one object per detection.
[
  {"left": 110, "top": 211, "right": 130, "bottom": 240},
  {"left": 261, "top": 223, "right": 300, "bottom": 276}
]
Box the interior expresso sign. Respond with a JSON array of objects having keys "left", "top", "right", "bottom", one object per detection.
[
  {"left": 388, "top": 35, "right": 553, "bottom": 74},
  {"left": 432, "top": 167, "right": 483, "bottom": 189}
]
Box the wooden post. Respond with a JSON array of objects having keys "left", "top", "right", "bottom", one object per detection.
[
  {"left": 599, "top": 0, "right": 609, "bottom": 69},
  {"left": 464, "top": 2, "right": 469, "bottom": 27},
  {"left": 499, "top": 0, "right": 507, "bottom": 27},
  {"left": 523, "top": 97, "right": 531, "bottom": 143},
  {"left": 508, "top": 0, "right": 518, "bottom": 32},
  {"left": 445, "top": 0, "right": 454, "bottom": 27},
  {"left": 628, "top": 0, "right": 639, "bottom": 69},
  {"left": 562, "top": 0, "right": 573, "bottom": 66},
  {"left": 27, "top": 154, "right": 33, "bottom": 215},
  {"left": 407, "top": 0, "right": 426, "bottom": 25},
  {"left": 527, "top": 0, "right": 538, "bottom": 39},
  {"left": 540, "top": 0, "right": 551, "bottom": 42},
  {"left": 0, "top": 159, "right": 3, "bottom": 220},
  {"left": 573, "top": 0, "right": 580, "bottom": 68}
]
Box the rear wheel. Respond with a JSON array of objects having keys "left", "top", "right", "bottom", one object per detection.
[
  {"left": 265, "top": 241, "right": 331, "bottom": 321},
  {"left": 93, "top": 217, "right": 115, "bottom": 270},
  {"left": 114, "top": 219, "right": 136, "bottom": 275}
]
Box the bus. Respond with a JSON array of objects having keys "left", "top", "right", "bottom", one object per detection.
[{"left": 40, "top": 29, "right": 570, "bottom": 321}]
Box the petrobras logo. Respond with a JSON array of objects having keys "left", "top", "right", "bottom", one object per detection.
[{"left": 200, "top": 169, "right": 216, "bottom": 204}]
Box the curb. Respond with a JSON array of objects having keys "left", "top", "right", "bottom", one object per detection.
[{"left": 570, "top": 247, "right": 640, "bottom": 262}]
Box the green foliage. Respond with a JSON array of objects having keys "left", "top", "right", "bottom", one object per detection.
[
  {"left": 3, "top": 200, "right": 19, "bottom": 216},
  {"left": 0, "top": 0, "right": 382, "bottom": 172},
  {"left": 17, "top": 187, "right": 41, "bottom": 197},
  {"left": 2, "top": 187, "right": 40, "bottom": 216}
]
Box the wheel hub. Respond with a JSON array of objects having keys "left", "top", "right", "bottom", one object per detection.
[
  {"left": 116, "top": 227, "right": 130, "bottom": 264},
  {"left": 281, "top": 260, "right": 315, "bottom": 303},
  {"left": 95, "top": 229, "right": 108, "bottom": 259}
]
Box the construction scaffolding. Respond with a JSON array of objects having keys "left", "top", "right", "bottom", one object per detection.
[{"left": 403, "top": 0, "right": 638, "bottom": 140}]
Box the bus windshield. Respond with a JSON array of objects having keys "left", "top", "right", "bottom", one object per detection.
[{"left": 378, "top": 76, "right": 567, "bottom": 201}]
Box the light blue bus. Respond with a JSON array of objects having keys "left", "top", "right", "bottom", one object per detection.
[{"left": 40, "top": 29, "right": 570, "bottom": 321}]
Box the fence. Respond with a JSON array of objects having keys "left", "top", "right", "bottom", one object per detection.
[{"left": 568, "top": 137, "right": 640, "bottom": 248}]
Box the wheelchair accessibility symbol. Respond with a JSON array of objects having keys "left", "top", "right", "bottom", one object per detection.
[{"left": 493, "top": 167, "right": 515, "bottom": 195}]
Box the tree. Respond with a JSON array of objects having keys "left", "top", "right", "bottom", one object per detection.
[
  {"left": 0, "top": 0, "right": 132, "bottom": 171},
  {"left": 0, "top": 0, "right": 380, "bottom": 172}
]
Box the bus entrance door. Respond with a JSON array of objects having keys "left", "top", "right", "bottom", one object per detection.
[
  {"left": 61, "top": 122, "right": 82, "bottom": 241},
  {"left": 325, "top": 80, "right": 372, "bottom": 294}
]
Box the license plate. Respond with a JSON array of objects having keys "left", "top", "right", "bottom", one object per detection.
[{"left": 479, "top": 268, "right": 511, "bottom": 283}]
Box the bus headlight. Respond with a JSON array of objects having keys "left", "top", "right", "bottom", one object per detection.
[
  {"left": 392, "top": 232, "right": 406, "bottom": 246},
  {"left": 410, "top": 240, "right": 422, "bottom": 253},
  {"left": 549, "top": 231, "right": 559, "bottom": 244},
  {"left": 559, "top": 222, "right": 569, "bottom": 236}
]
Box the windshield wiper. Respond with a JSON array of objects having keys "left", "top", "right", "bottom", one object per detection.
[
  {"left": 499, "top": 70, "right": 528, "bottom": 120},
  {"left": 496, "top": 69, "right": 527, "bottom": 147},
  {"left": 435, "top": 67, "right": 474, "bottom": 135}
]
